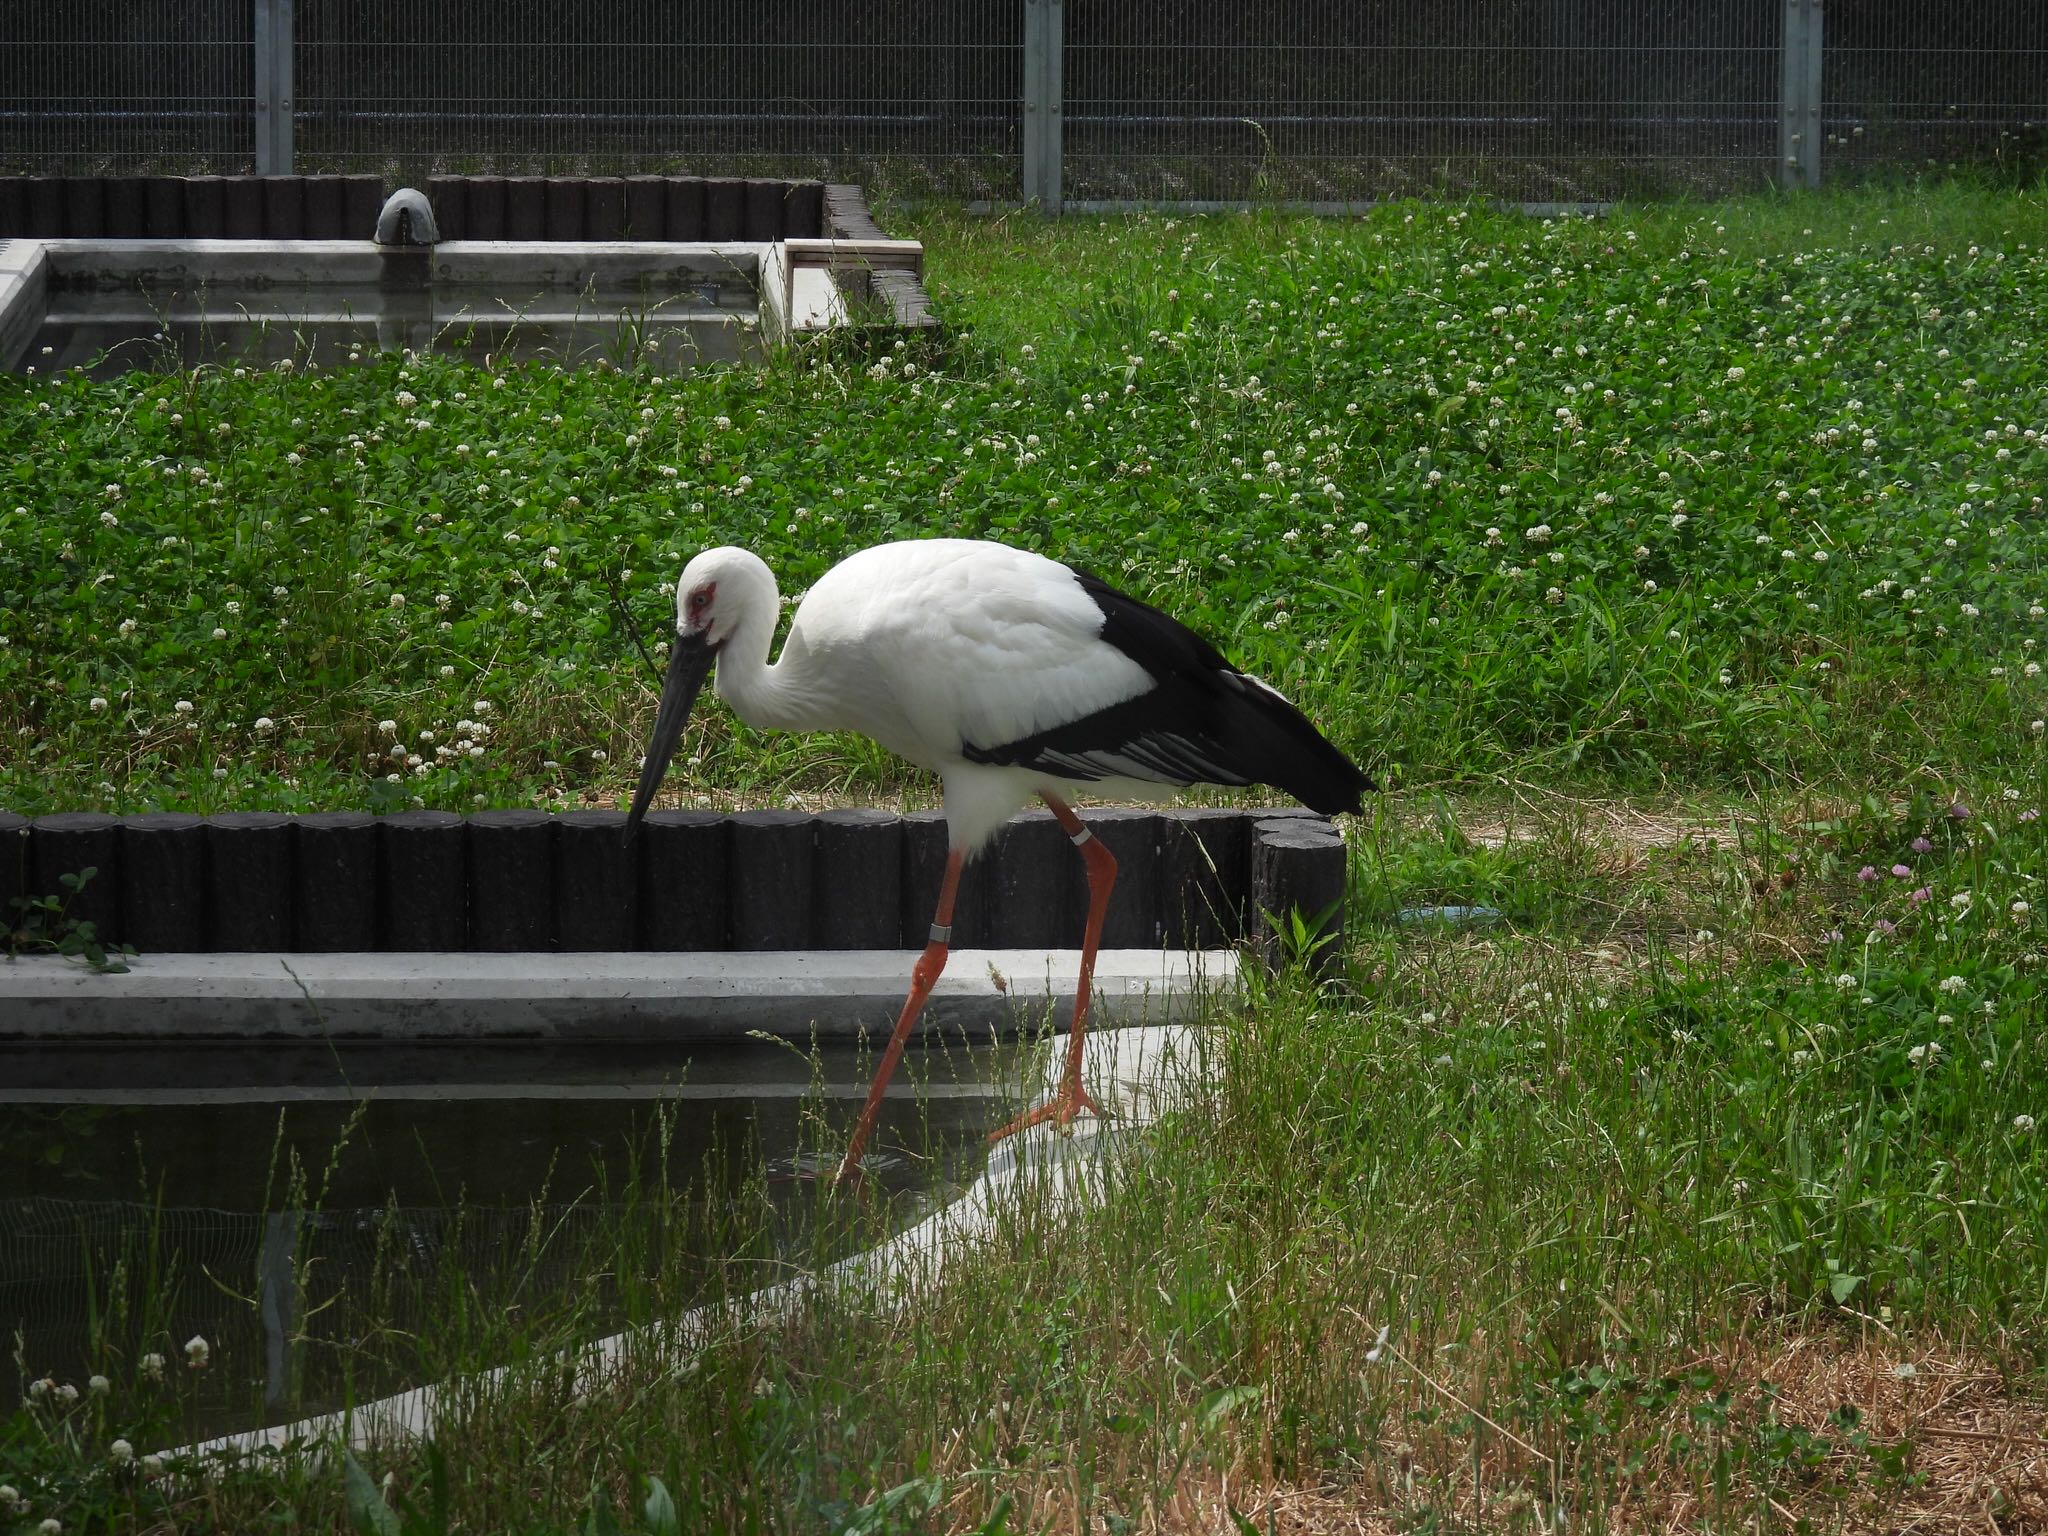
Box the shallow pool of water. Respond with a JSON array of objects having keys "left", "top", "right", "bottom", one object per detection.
[
  {"left": 31, "top": 279, "right": 755, "bottom": 377},
  {"left": 1, "top": 1033, "right": 1020, "bottom": 1436}
]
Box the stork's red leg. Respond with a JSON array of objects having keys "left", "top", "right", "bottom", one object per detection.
[
  {"left": 835, "top": 849, "right": 963, "bottom": 1187},
  {"left": 989, "top": 793, "right": 1112, "bottom": 1143}
]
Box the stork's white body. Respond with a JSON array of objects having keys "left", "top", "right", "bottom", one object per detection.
[{"left": 712, "top": 540, "right": 1160, "bottom": 851}]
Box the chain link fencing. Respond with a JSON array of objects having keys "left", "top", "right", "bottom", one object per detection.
[{"left": 0, "top": 5, "right": 2043, "bottom": 205}]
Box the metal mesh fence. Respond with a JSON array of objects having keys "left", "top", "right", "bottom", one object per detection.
[
  {"left": 293, "top": 1, "right": 1022, "bottom": 198},
  {"left": 0, "top": 0, "right": 253, "bottom": 175},
  {"left": 1823, "top": 4, "right": 2048, "bottom": 183},
  {"left": 0, "top": 2, "right": 2043, "bottom": 201},
  {"left": 1063, "top": 0, "right": 1782, "bottom": 204}
]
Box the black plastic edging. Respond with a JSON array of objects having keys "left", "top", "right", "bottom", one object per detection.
[
  {"left": 0, "top": 808, "right": 1343, "bottom": 958},
  {"left": 0, "top": 174, "right": 837, "bottom": 244}
]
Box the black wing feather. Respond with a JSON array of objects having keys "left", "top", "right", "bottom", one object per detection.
[{"left": 960, "top": 569, "right": 1371, "bottom": 816}]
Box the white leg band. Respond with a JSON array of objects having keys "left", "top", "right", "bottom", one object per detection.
[
  {"left": 1069, "top": 826, "right": 1094, "bottom": 847},
  {"left": 928, "top": 923, "right": 952, "bottom": 945}
]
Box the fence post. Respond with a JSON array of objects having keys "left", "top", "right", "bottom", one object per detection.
[
  {"left": 1803, "top": 1, "right": 1825, "bottom": 189},
  {"left": 1779, "top": 0, "right": 1822, "bottom": 189},
  {"left": 253, "top": 0, "right": 295, "bottom": 175},
  {"left": 1022, "top": 0, "right": 1063, "bottom": 213}
]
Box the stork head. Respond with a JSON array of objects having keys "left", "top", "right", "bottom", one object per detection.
[{"left": 624, "top": 547, "right": 777, "bottom": 839}]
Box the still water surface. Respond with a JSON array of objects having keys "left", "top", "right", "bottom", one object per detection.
[{"left": 1, "top": 1034, "right": 1016, "bottom": 1437}]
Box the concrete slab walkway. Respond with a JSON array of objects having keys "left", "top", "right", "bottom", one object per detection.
[{"left": 0, "top": 948, "right": 1237, "bottom": 1040}]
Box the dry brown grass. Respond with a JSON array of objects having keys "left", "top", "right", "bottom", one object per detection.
[{"left": 965, "top": 1333, "right": 2048, "bottom": 1535}]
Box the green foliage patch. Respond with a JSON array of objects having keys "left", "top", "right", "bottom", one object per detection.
[{"left": 2, "top": 186, "right": 2046, "bottom": 811}]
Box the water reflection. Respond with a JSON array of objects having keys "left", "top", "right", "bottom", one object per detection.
[{"left": 0, "top": 1034, "right": 1014, "bottom": 1439}]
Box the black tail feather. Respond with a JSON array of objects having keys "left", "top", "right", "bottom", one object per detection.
[{"left": 1214, "top": 673, "right": 1372, "bottom": 816}]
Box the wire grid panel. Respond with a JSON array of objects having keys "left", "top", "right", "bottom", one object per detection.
[
  {"left": 0, "top": 0, "right": 254, "bottom": 175},
  {"left": 292, "top": 0, "right": 1022, "bottom": 197},
  {"left": 1062, "top": 0, "right": 1784, "bottom": 204},
  {"left": 1823, "top": 2, "right": 2048, "bottom": 181}
]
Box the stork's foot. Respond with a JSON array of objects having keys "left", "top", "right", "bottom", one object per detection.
[{"left": 988, "top": 1079, "right": 1105, "bottom": 1144}]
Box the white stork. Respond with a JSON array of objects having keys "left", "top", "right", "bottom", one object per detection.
[{"left": 624, "top": 538, "right": 1369, "bottom": 1184}]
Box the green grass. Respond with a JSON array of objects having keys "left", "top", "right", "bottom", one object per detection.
[
  {"left": 8, "top": 786, "right": 2048, "bottom": 1531},
  {"left": 6, "top": 183, "right": 2048, "bottom": 1531},
  {"left": 3, "top": 182, "right": 2047, "bottom": 810}
]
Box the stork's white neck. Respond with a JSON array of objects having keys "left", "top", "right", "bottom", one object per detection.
[{"left": 708, "top": 556, "right": 817, "bottom": 733}]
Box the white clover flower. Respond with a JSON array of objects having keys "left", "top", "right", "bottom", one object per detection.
[
  {"left": 1642, "top": 579, "right": 1658, "bottom": 593},
  {"left": 1524, "top": 523, "right": 1552, "bottom": 543},
  {"left": 1951, "top": 891, "right": 1973, "bottom": 910},
  {"left": 1939, "top": 975, "right": 1967, "bottom": 994},
  {"left": 377, "top": 719, "right": 398, "bottom": 736},
  {"left": 254, "top": 716, "right": 274, "bottom": 733},
  {"left": 89, "top": 696, "right": 108, "bottom": 712},
  {"left": 110, "top": 1438, "right": 134, "bottom": 1464},
  {"left": 55, "top": 1383, "right": 78, "bottom": 1405},
  {"left": 1834, "top": 973, "right": 1858, "bottom": 990},
  {"left": 173, "top": 699, "right": 193, "bottom": 715},
  {"left": 88, "top": 1374, "right": 109, "bottom": 1396},
  {"left": 389, "top": 593, "right": 405, "bottom": 608},
  {"left": 2013, "top": 900, "right": 2031, "bottom": 917},
  {"left": 184, "top": 1335, "right": 209, "bottom": 1368},
  {"left": 38, "top": 1519, "right": 60, "bottom": 1536},
  {"left": 2017, "top": 1114, "right": 2037, "bottom": 1133},
  {"left": 140, "top": 1352, "right": 165, "bottom": 1382},
  {"left": 1907, "top": 1044, "right": 1930, "bottom": 1063},
  {"left": 211, "top": 627, "right": 226, "bottom": 641}
]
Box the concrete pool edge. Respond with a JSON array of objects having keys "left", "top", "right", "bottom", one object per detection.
[
  {"left": 166, "top": 1022, "right": 1214, "bottom": 1463},
  {"left": 0, "top": 947, "right": 1236, "bottom": 1040},
  {"left": 3, "top": 229, "right": 935, "bottom": 374}
]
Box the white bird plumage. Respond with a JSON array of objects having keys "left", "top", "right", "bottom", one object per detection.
[
  {"left": 693, "top": 540, "right": 1165, "bottom": 849},
  {"left": 626, "top": 536, "right": 1369, "bottom": 1184}
]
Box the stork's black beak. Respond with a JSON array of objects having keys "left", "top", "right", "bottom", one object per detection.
[{"left": 623, "top": 630, "right": 718, "bottom": 841}]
